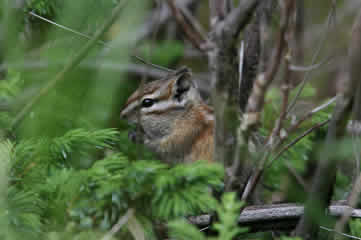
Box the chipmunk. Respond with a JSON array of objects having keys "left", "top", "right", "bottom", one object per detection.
[{"left": 120, "top": 67, "right": 214, "bottom": 164}]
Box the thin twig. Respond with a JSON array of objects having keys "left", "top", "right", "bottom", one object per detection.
[
  {"left": 217, "top": 0, "right": 260, "bottom": 41},
  {"left": 321, "top": 226, "right": 361, "bottom": 240},
  {"left": 268, "top": 118, "right": 330, "bottom": 167},
  {"left": 268, "top": 48, "right": 292, "bottom": 147},
  {"left": 286, "top": 0, "right": 337, "bottom": 115},
  {"left": 286, "top": 96, "right": 336, "bottom": 135},
  {"left": 10, "top": 1, "right": 128, "bottom": 130},
  {"left": 245, "top": 0, "right": 294, "bottom": 127},
  {"left": 135, "top": 0, "right": 197, "bottom": 42},
  {"left": 209, "top": 0, "right": 226, "bottom": 27},
  {"left": 225, "top": 41, "right": 245, "bottom": 191},
  {"left": 29, "top": 12, "right": 106, "bottom": 45},
  {"left": 131, "top": 55, "right": 173, "bottom": 73},
  {"left": 295, "top": 5, "right": 357, "bottom": 236},
  {"left": 350, "top": 123, "right": 361, "bottom": 186},
  {"left": 208, "top": 0, "right": 259, "bottom": 175},
  {"left": 284, "top": 161, "right": 308, "bottom": 191},
  {"left": 166, "top": 0, "right": 209, "bottom": 51},
  {"left": 289, "top": 56, "right": 334, "bottom": 72},
  {"left": 177, "top": 3, "right": 209, "bottom": 42},
  {"left": 334, "top": 61, "right": 361, "bottom": 238},
  {"left": 28, "top": 10, "right": 173, "bottom": 73},
  {"left": 102, "top": 209, "right": 134, "bottom": 240},
  {"left": 241, "top": 0, "right": 295, "bottom": 202},
  {"left": 334, "top": 174, "right": 361, "bottom": 239}
]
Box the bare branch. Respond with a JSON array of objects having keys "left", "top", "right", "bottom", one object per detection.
[
  {"left": 166, "top": 0, "right": 209, "bottom": 51},
  {"left": 217, "top": 0, "right": 261, "bottom": 43},
  {"left": 208, "top": 0, "right": 260, "bottom": 192},
  {"left": 268, "top": 50, "right": 292, "bottom": 146},
  {"left": 333, "top": 11, "right": 361, "bottom": 237},
  {"left": 245, "top": 0, "right": 294, "bottom": 127},
  {"left": 209, "top": 0, "right": 227, "bottom": 27},
  {"left": 269, "top": 118, "right": 330, "bottom": 167},
  {"left": 188, "top": 204, "right": 361, "bottom": 232},
  {"left": 135, "top": 0, "right": 197, "bottom": 42},
  {"left": 289, "top": 56, "right": 334, "bottom": 72},
  {"left": 286, "top": 0, "right": 337, "bottom": 115},
  {"left": 294, "top": 7, "right": 361, "bottom": 239},
  {"left": 240, "top": 0, "right": 295, "bottom": 202},
  {"left": 334, "top": 175, "right": 361, "bottom": 239},
  {"left": 286, "top": 96, "right": 336, "bottom": 135},
  {"left": 239, "top": 1, "right": 276, "bottom": 111}
]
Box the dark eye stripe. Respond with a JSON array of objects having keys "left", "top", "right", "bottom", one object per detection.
[{"left": 142, "top": 98, "right": 155, "bottom": 108}]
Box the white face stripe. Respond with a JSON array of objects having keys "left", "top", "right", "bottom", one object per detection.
[
  {"left": 121, "top": 96, "right": 186, "bottom": 117},
  {"left": 120, "top": 99, "right": 140, "bottom": 116},
  {"left": 121, "top": 80, "right": 176, "bottom": 116},
  {"left": 142, "top": 99, "right": 185, "bottom": 114}
]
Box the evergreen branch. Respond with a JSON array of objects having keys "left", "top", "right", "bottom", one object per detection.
[
  {"left": 7, "top": 186, "right": 44, "bottom": 237},
  {"left": 51, "top": 128, "right": 118, "bottom": 158},
  {"left": 102, "top": 208, "right": 134, "bottom": 240},
  {"left": 169, "top": 219, "right": 206, "bottom": 240},
  {"left": 10, "top": 0, "right": 128, "bottom": 130}
]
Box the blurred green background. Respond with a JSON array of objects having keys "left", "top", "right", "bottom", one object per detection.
[{"left": 1, "top": 0, "right": 361, "bottom": 239}]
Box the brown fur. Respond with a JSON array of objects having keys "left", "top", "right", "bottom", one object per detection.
[{"left": 120, "top": 71, "right": 214, "bottom": 164}]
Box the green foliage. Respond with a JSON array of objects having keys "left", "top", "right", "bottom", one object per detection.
[
  {"left": 169, "top": 192, "right": 247, "bottom": 240},
  {"left": 350, "top": 219, "right": 361, "bottom": 238},
  {"left": 0, "top": 69, "right": 22, "bottom": 100},
  {"left": 1, "top": 0, "right": 194, "bottom": 236},
  {"left": 25, "top": 0, "right": 121, "bottom": 18},
  {"left": 262, "top": 82, "right": 333, "bottom": 200},
  {"left": 26, "top": 0, "right": 62, "bottom": 17},
  {"left": 1, "top": 0, "right": 353, "bottom": 239},
  {"left": 91, "top": 156, "right": 224, "bottom": 220},
  {"left": 0, "top": 69, "right": 225, "bottom": 238},
  {"left": 169, "top": 219, "right": 206, "bottom": 240},
  {"left": 152, "top": 161, "right": 223, "bottom": 220},
  {"left": 7, "top": 186, "right": 44, "bottom": 238},
  {"left": 0, "top": 69, "right": 23, "bottom": 131},
  {"left": 279, "top": 237, "right": 303, "bottom": 240},
  {"left": 138, "top": 40, "right": 185, "bottom": 66},
  {"left": 3, "top": 124, "right": 226, "bottom": 239},
  {"left": 212, "top": 192, "right": 248, "bottom": 239},
  {"left": 5, "top": 128, "right": 119, "bottom": 238}
]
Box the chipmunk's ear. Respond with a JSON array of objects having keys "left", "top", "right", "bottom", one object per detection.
[{"left": 173, "top": 67, "right": 194, "bottom": 102}]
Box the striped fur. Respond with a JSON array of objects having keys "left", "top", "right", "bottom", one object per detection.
[{"left": 120, "top": 68, "right": 214, "bottom": 164}]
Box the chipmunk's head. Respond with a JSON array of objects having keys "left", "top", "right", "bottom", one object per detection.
[{"left": 120, "top": 67, "right": 202, "bottom": 152}]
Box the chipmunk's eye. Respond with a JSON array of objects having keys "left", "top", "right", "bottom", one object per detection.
[{"left": 142, "top": 98, "right": 155, "bottom": 108}]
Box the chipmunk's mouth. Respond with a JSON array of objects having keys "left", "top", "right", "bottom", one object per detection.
[
  {"left": 128, "top": 126, "right": 151, "bottom": 144},
  {"left": 128, "top": 129, "right": 138, "bottom": 143}
]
